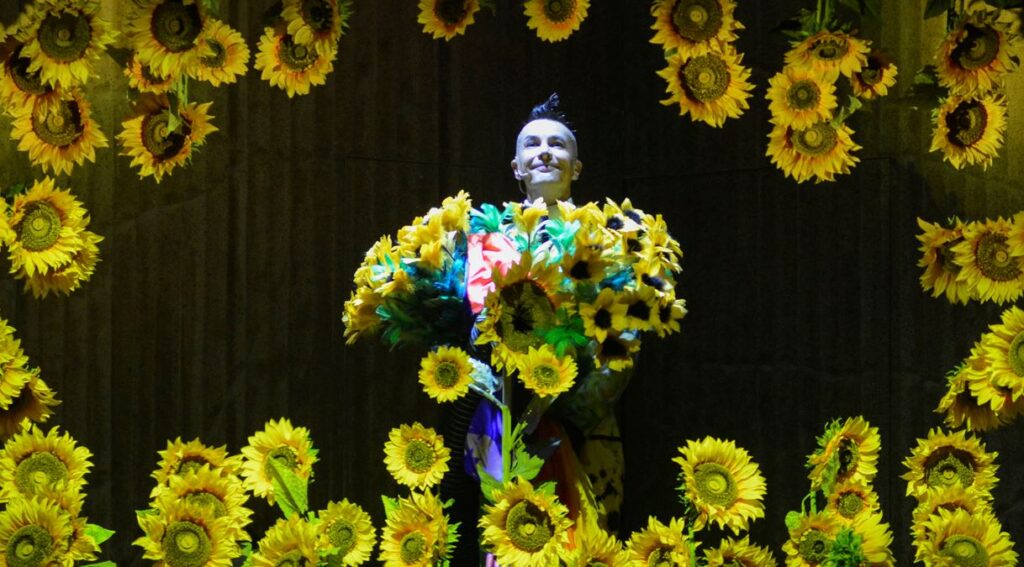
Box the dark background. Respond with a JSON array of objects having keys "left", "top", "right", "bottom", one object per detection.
[{"left": 0, "top": 0, "right": 1022, "bottom": 563}]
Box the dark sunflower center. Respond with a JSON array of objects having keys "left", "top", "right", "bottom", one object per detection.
[
  {"left": 626, "top": 300, "right": 652, "bottom": 322},
  {"left": 671, "top": 0, "right": 723, "bottom": 43},
  {"left": 659, "top": 303, "right": 673, "bottom": 323},
  {"left": 569, "top": 259, "right": 592, "bottom": 280},
  {"left": 544, "top": 0, "right": 576, "bottom": 23},
  {"left": 787, "top": 79, "right": 820, "bottom": 110},
  {"left": 302, "top": 0, "right": 335, "bottom": 32},
  {"left": 6, "top": 525, "right": 54, "bottom": 567},
  {"left": 434, "top": 361, "right": 459, "bottom": 388},
  {"left": 791, "top": 122, "right": 839, "bottom": 156},
  {"left": 151, "top": 0, "right": 202, "bottom": 53},
  {"left": 954, "top": 24, "right": 999, "bottom": 71},
  {"left": 38, "top": 11, "right": 92, "bottom": 63},
  {"left": 162, "top": 520, "right": 212, "bottom": 567},
  {"left": 399, "top": 531, "right": 427, "bottom": 563},
  {"left": 14, "top": 451, "right": 68, "bottom": 495},
  {"left": 607, "top": 216, "right": 624, "bottom": 230},
  {"left": 31, "top": 99, "right": 83, "bottom": 147},
  {"left": 142, "top": 111, "right": 190, "bottom": 161},
  {"left": 326, "top": 518, "right": 356, "bottom": 556},
  {"left": 974, "top": 232, "right": 1020, "bottom": 282},
  {"left": 940, "top": 534, "right": 989, "bottom": 567},
  {"left": 599, "top": 336, "right": 629, "bottom": 359},
  {"left": 403, "top": 439, "right": 436, "bottom": 473},
  {"left": 8, "top": 51, "right": 49, "bottom": 95},
  {"left": 280, "top": 35, "right": 317, "bottom": 70},
  {"left": 836, "top": 438, "right": 859, "bottom": 478},
  {"left": 200, "top": 38, "right": 226, "bottom": 68},
  {"left": 946, "top": 100, "right": 988, "bottom": 148},
  {"left": 1008, "top": 332, "right": 1024, "bottom": 376},
  {"left": 184, "top": 491, "right": 227, "bottom": 518},
  {"left": 938, "top": 238, "right": 964, "bottom": 275},
  {"left": 265, "top": 446, "right": 299, "bottom": 478},
  {"left": 647, "top": 547, "right": 675, "bottom": 567},
  {"left": 925, "top": 452, "right": 975, "bottom": 490},
  {"left": 812, "top": 36, "right": 848, "bottom": 61},
  {"left": 175, "top": 456, "right": 210, "bottom": 476},
  {"left": 434, "top": 0, "right": 469, "bottom": 25},
  {"left": 858, "top": 56, "right": 885, "bottom": 86},
  {"left": 836, "top": 491, "right": 864, "bottom": 518},
  {"left": 798, "top": 529, "right": 831, "bottom": 563},
  {"left": 531, "top": 364, "right": 559, "bottom": 388},
  {"left": 18, "top": 202, "right": 63, "bottom": 253},
  {"left": 593, "top": 308, "right": 612, "bottom": 329},
  {"left": 680, "top": 53, "right": 729, "bottom": 103},
  {"left": 498, "top": 282, "right": 553, "bottom": 352},
  {"left": 694, "top": 462, "right": 737, "bottom": 507},
  {"left": 506, "top": 500, "right": 553, "bottom": 552}
]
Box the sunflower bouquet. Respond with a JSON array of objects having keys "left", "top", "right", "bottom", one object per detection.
[
  {"left": 902, "top": 427, "right": 1018, "bottom": 565},
  {"left": 783, "top": 417, "right": 895, "bottom": 566},
  {"left": 766, "top": 0, "right": 897, "bottom": 184}
]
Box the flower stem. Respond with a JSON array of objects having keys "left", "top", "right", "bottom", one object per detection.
[
  {"left": 501, "top": 374, "right": 513, "bottom": 482},
  {"left": 816, "top": 0, "right": 823, "bottom": 28}
]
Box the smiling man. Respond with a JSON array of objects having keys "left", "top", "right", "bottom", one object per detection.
[{"left": 510, "top": 94, "right": 583, "bottom": 205}]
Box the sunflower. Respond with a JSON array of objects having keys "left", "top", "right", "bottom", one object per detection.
[
  {"left": 480, "top": 477, "right": 571, "bottom": 567},
  {"left": 936, "top": 14, "right": 1018, "bottom": 96},
  {"left": 128, "top": 0, "right": 208, "bottom": 80},
  {"left": 917, "top": 508, "right": 1017, "bottom": 567},
  {"left": 658, "top": 48, "right": 753, "bottom": 127},
  {"left": 342, "top": 287, "right": 383, "bottom": 344},
  {"left": 649, "top": 0, "right": 743, "bottom": 58},
  {"left": 806, "top": 416, "right": 880, "bottom": 490},
  {"left": 704, "top": 535, "right": 777, "bottom": 567},
  {"left": 417, "top": 346, "right": 473, "bottom": 403},
  {"left": 917, "top": 217, "right": 972, "bottom": 305},
  {"left": 151, "top": 437, "right": 243, "bottom": 493},
  {"left": 625, "top": 516, "right": 691, "bottom": 566},
  {"left": 902, "top": 427, "right": 998, "bottom": 500},
  {"left": 782, "top": 512, "right": 841, "bottom": 567},
  {"left": 0, "top": 497, "right": 73, "bottom": 567},
  {"left": 561, "top": 241, "right": 609, "bottom": 285},
  {"left": 251, "top": 515, "right": 319, "bottom": 567},
  {"left": 911, "top": 485, "right": 991, "bottom": 552},
  {"left": 42, "top": 489, "right": 99, "bottom": 564},
  {"left": 2, "top": 177, "right": 88, "bottom": 279},
  {"left": 18, "top": 0, "right": 117, "bottom": 89},
  {"left": 848, "top": 511, "right": 894, "bottom": 565},
  {"left": 936, "top": 357, "right": 1010, "bottom": 432},
  {"left": 18, "top": 228, "right": 102, "bottom": 299},
  {"left": 118, "top": 94, "right": 218, "bottom": 183},
  {"left": 240, "top": 418, "right": 317, "bottom": 505},
  {"left": 766, "top": 67, "right": 838, "bottom": 129},
  {"left": 1, "top": 3, "right": 36, "bottom": 42},
  {"left": 417, "top": 0, "right": 481, "bottom": 41},
  {"left": 188, "top": 19, "right": 250, "bottom": 86},
  {"left": 137, "top": 497, "right": 242, "bottom": 567},
  {"left": 315, "top": 499, "right": 376, "bottom": 566},
  {"left": 932, "top": 92, "right": 1007, "bottom": 171},
  {"left": 0, "top": 423, "right": 92, "bottom": 502},
  {"left": 9, "top": 89, "right": 108, "bottom": 176},
  {"left": 563, "top": 500, "right": 627, "bottom": 566},
  {"left": 0, "top": 45, "right": 61, "bottom": 115},
  {"left": 784, "top": 30, "right": 870, "bottom": 80},
  {"left": 766, "top": 119, "right": 860, "bottom": 184},
  {"left": 621, "top": 286, "right": 660, "bottom": 331},
  {"left": 0, "top": 319, "right": 30, "bottom": 410},
  {"left": 154, "top": 465, "right": 253, "bottom": 542},
  {"left": 524, "top": 0, "right": 589, "bottom": 43},
  {"left": 979, "top": 306, "right": 1024, "bottom": 401},
  {"left": 851, "top": 50, "right": 898, "bottom": 100},
  {"left": 594, "top": 332, "right": 640, "bottom": 371},
  {"left": 254, "top": 26, "right": 336, "bottom": 97},
  {"left": 653, "top": 297, "right": 687, "bottom": 338},
  {"left": 951, "top": 216, "right": 1024, "bottom": 303},
  {"left": 578, "top": 288, "right": 627, "bottom": 343},
  {"left": 379, "top": 491, "right": 450, "bottom": 567},
  {"left": 514, "top": 345, "right": 577, "bottom": 397},
  {"left": 673, "top": 436, "right": 765, "bottom": 534},
  {"left": 124, "top": 52, "right": 175, "bottom": 94},
  {"left": 282, "top": 0, "right": 346, "bottom": 56},
  {"left": 383, "top": 423, "right": 449, "bottom": 490},
  {"left": 0, "top": 375, "right": 60, "bottom": 438},
  {"left": 826, "top": 480, "right": 879, "bottom": 524}
]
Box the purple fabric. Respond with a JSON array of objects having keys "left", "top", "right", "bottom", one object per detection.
[{"left": 464, "top": 397, "right": 504, "bottom": 481}]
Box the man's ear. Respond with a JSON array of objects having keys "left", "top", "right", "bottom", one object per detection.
[
  {"left": 572, "top": 160, "right": 583, "bottom": 181},
  {"left": 511, "top": 158, "right": 526, "bottom": 180}
]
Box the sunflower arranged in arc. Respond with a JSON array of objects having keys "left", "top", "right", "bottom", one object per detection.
[
  {"left": 930, "top": 92, "right": 1007, "bottom": 170},
  {"left": 150, "top": 437, "right": 243, "bottom": 494},
  {"left": 917, "top": 217, "right": 972, "bottom": 305},
  {"left": 806, "top": 416, "right": 881, "bottom": 490},
  {"left": 524, "top": 0, "right": 590, "bottom": 43},
  {"left": 766, "top": 119, "right": 861, "bottom": 184},
  {"left": 250, "top": 515, "right": 319, "bottom": 567},
  {"left": 850, "top": 50, "right": 898, "bottom": 99},
  {"left": 0, "top": 496, "right": 74, "bottom": 567},
  {"left": 282, "top": 0, "right": 351, "bottom": 56},
  {"left": 936, "top": 359, "right": 1018, "bottom": 433},
  {"left": 16, "top": 0, "right": 117, "bottom": 89},
  {"left": 766, "top": 66, "right": 838, "bottom": 130},
  {"left": 673, "top": 436, "right": 766, "bottom": 534},
  {"left": 117, "top": 94, "right": 218, "bottom": 183},
  {"left": 902, "top": 427, "right": 999, "bottom": 499},
  {"left": 0, "top": 373, "right": 60, "bottom": 438},
  {"left": 128, "top": 0, "right": 209, "bottom": 80},
  {"left": 240, "top": 418, "right": 318, "bottom": 506},
  {"left": 782, "top": 511, "right": 841, "bottom": 567},
  {"left": 314, "top": 499, "right": 377, "bottom": 566},
  {"left": 187, "top": 18, "right": 250, "bottom": 87},
  {"left": 703, "top": 535, "right": 777, "bottom": 567},
  {"left": 0, "top": 423, "right": 92, "bottom": 502},
  {"left": 951, "top": 216, "right": 1024, "bottom": 304},
  {"left": 124, "top": 52, "right": 176, "bottom": 94},
  {"left": 255, "top": 25, "right": 337, "bottom": 97},
  {"left": 479, "top": 477, "right": 572, "bottom": 567},
  {"left": 978, "top": 304, "right": 1024, "bottom": 403},
  {"left": 417, "top": 0, "right": 482, "bottom": 41},
  {"left": 153, "top": 464, "right": 254, "bottom": 543},
  {"left": 936, "top": 11, "right": 1019, "bottom": 96},
  {"left": 784, "top": 30, "right": 870, "bottom": 80},
  {"left": 0, "top": 318, "right": 31, "bottom": 410},
  {"left": 910, "top": 485, "right": 991, "bottom": 556},
  {"left": 3, "top": 177, "right": 89, "bottom": 280},
  {"left": 650, "top": 0, "right": 744, "bottom": 58},
  {"left": 0, "top": 44, "right": 61, "bottom": 115},
  {"left": 9, "top": 89, "right": 108, "bottom": 175},
  {"left": 657, "top": 47, "right": 754, "bottom": 127},
  {"left": 916, "top": 508, "right": 1018, "bottom": 567}
]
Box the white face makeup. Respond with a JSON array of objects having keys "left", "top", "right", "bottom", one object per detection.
[{"left": 511, "top": 118, "right": 583, "bottom": 205}]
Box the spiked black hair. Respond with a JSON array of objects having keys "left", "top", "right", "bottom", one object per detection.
[{"left": 525, "top": 92, "right": 574, "bottom": 133}]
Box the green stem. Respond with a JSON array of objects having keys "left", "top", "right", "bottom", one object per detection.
[
  {"left": 687, "top": 526, "right": 697, "bottom": 566},
  {"left": 816, "top": 0, "right": 824, "bottom": 28},
  {"left": 501, "top": 374, "right": 512, "bottom": 482}
]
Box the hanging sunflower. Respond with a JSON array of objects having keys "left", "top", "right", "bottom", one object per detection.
[
  {"left": 902, "top": 427, "right": 999, "bottom": 500},
  {"left": 282, "top": 0, "right": 347, "bottom": 56},
  {"left": 657, "top": 48, "right": 753, "bottom": 127},
  {"left": 785, "top": 30, "right": 870, "bottom": 80},
  {"left": 782, "top": 512, "right": 841, "bottom": 567},
  {"left": 188, "top": 19, "right": 250, "bottom": 86},
  {"left": 515, "top": 344, "right": 577, "bottom": 397},
  {"left": 254, "top": 26, "right": 336, "bottom": 97},
  {"left": 379, "top": 491, "right": 451, "bottom": 566},
  {"left": 18, "top": 228, "right": 102, "bottom": 299},
  {"left": 766, "top": 66, "right": 838, "bottom": 130},
  {"left": 18, "top": 0, "right": 117, "bottom": 89},
  {"left": 0, "top": 375, "right": 60, "bottom": 438},
  {"left": 480, "top": 477, "right": 572, "bottom": 567},
  {"left": 151, "top": 437, "right": 243, "bottom": 494},
  {"left": 315, "top": 499, "right": 377, "bottom": 566},
  {"left": 524, "top": 0, "right": 590, "bottom": 43},
  {"left": 418, "top": 346, "right": 474, "bottom": 402},
  {"left": 383, "top": 422, "right": 450, "bottom": 490},
  {"left": 0, "top": 45, "right": 61, "bottom": 116},
  {"left": 9, "top": 89, "right": 108, "bottom": 176},
  {"left": 3, "top": 177, "right": 89, "bottom": 280},
  {"left": 827, "top": 479, "right": 879, "bottom": 524},
  {"left": 136, "top": 498, "right": 240, "bottom": 566},
  {"left": 118, "top": 94, "right": 218, "bottom": 183},
  {"left": 128, "top": 0, "right": 208, "bottom": 80},
  {"left": 650, "top": 0, "right": 743, "bottom": 59},
  {"left": 917, "top": 217, "right": 972, "bottom": 305},
  {"left": 417, "top": 0, "right": 481, "bottom": 41},
  {"left": 951, "top": 216, "right": 1024, "bottom": 304},
  {"left": 0, "top": 319, "right": 30, "bottom": 410},
  {"left": 240, "top": 418, "right": 317, "bottom": 505},
  {"left": 154, "top": 465, "right": 253, "bottom": 543},
  {"left": 673, "top": 436, "right": 766, "bottom": 534},
  {"left": 937, "top": 364, "right": 1012, "bottom": 432},
  {"left": 0, "top": 497, "right": 73, "bottom": 567},
  {"left": 0, "top": 423, "right": 92, "bottom": 501},
  {"left": 703, "top": 536, "right": 777, "bottom": 567},
  {"left": 766, "top": 119, "right": 861, "bottom": 184},
  {"left": 979, "top": 305, "right": 1024, "bottom": 402},
  {"left": 806, "top": 416, "right": 881, "bottom": 490},
  {"left": 936, "top": 13, "right": 1018, "bottom": 96},
  {"left": 851, "top": 50, "right": 898, "bottom": 100},
  {"left": 916, "top": 508, "right": 1017, "bottom": 567},
  {"left": 124, "top": 52, "right": 175, "bottom": 94},
  {"left": 931, "top": 93, "right": 1007, "bottom": 170},
  {"left": 625, "top": 516, "right": 691, "bottom": 566}
]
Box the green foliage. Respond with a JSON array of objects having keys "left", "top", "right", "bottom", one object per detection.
[
  {"left": 535, "top": 309, "right": 589, "bottom": 357},
  {"left": 535, "top": 481, "right": 557, "bottom": 497},
  {"left": 838, "top": 0, "right": 880, "bottom": 17},
  {"left": 4, "top": 181, "right": 28, "bottom": 200},
  {"left": 785, "top": 511, "right": 803, "bottom": 531},
  {"left": 199, "top": 0, "right": 220, "bottom": 14},
  {"left": 477, "top": 465, "right": 502, "bottom": 504},
  {"left": 166, "top": 77, "right": 190, "bottom": 134},
  {"left": 81, "top": 562, "right": 116, "bottom": 567},
  {"left": 239, "top": 541, "right": 254, "bottom": 567},
  {"left": 899, "top": 65, "right": 947, "bottom": 110},
  {"left": 508, "top": 422, "right": 545, "bottom": 482},
  {"left": 832, "top": 95, "right": 864, "bottom": 127},
  {"left": 268, "top": 458, "right": 309, "bottom": 518},
  {"left": 381, "top": 495, "right": 400, "bottom": 516},
  {"left": 925, "top": 0, "right": 952, "bottom": 19},
  {"left": 825, "top": 528, "right": 866, "bottom": 567},
  {"left": 85, "top": 524, "right": 115, "bottom": 546}
]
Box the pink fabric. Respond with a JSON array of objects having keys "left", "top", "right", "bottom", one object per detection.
[{"left": 466, "top": 233, "right": 521, "bottom": 314}]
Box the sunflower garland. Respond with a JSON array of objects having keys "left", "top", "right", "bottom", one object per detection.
[
  {"left": 250, "top": 515, "right": 319, "bottom": 567},
  {"left": 0, "top": 374, "right": 60, "bottom": 438},
  {"left": 784, "top": 30, "right": 870, "bottom": 80},
  {"left": 254, "top": 26, "right": 336, "bottom": 97},
  {"left": 151, "top": 437, "right": 243, "bottom": 494},
  {"left": 936, "top": 12, "right": 1019, "bottom": 97},
  {"left": 930, "top": 92, "right": 1007, "bottom": 170},
  {"left": 650, "top": 0, "right": 744, "bottom": 58},
  {"left": 0, "top": 423, "right": 92, "bottom": 502},
  {"left": 766, "top": 119, "right": 861, "bottom": 184},
  {"left": 417, "top": 0, "right": 482, "bottom": 41},
  {"left": 625, "top": 516, "right": 692, "bottom": 566},
  {"left": 806, "top": 416, "right": 881, "bottom": 491},
  {"left": 17, "top": 228, "right": 103, "bottom": 299},
  {"left": 128, "top": 0, "right": 209, "bottom": 80},
  {"left": 524, "top": 0, "right": 590, "bottom": 43},
  {"left": 657, "top": 48, "right": 754, "bottom": 128},
  {"left": 0, "top": 45, "right": 61, "bottom": 116},
  {"left": 282, "top": 0, "right": 350, "bottom": 56},
  {"left": 379, "top": 490, "right": 454, "bottom": 566},
  {"left": 902, "top": 427, "right": 999, "bottom": 499},
  {"left": 917, "top": 217, "right": 972, "bottom": 305},
  {"left": 17, "top": 0, "right": 117, "bottom": 90},
  {"left": 765, "top": 66, "right": 838, "bottom": 130},
  {"left": 9, "top": 89, "right": 108, "bottom": 176},
  {"left": 850, "top": 50, "right": 898, "bottom": 100},
  {"left": 117, "top": 94, "right": 218, "bottom": 183},
  {"left": 153, "top": 465, "right": 254, "bottom": 543},
  {"left": 704, "top": 535, "right": 777, "bottom": 567},
  {"left": 187, "top": 19, "right": 250, "bottom": 87},
  {"left": 916, "top": 508, "right": 1018, "bottom": 567},
  {"left": 0, "top": 319, "right": 31, "bottom": 411},
  {"left": 3, "top": 177, "right": 89, "bottom": 279},
  {"left": 0, "top": 496, "right": 73, "bottom": 567},
  {"left": 952, "top": 216, "right": 1024, "bottom": 304}
]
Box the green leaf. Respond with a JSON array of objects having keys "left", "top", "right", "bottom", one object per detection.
[
  {"left": 268, "top": 457, "right": 308, "bottom": 518},
  {"left": 510, "top": 445, "right": 545, "bottom": 482},
  {"left": 925, "top": 0, "right": 951, "bottom": 18},
  {"left": 784, "top": 511, "right": 803, "bottom": 531},
  {"left": 535, "top": 481, "right": 557, "bottom": 497},
  {"left": 200, "top": 0, "right": 220, "bottom": 14},
  {"left": 826, "top": 527, "right": 865, "bottom": 567},
  {"left": 4, "top": 182, "right": 28, "bottom": 199},
  {"left": 135, "top": 509, "right": 158, "bottom": 517},
  {"left": 381, "top": 495, "right": 400, "bottom": 517},
  {"left": 81, "top": 562, "right": 116, "bottom": 567},
  {"left": 476, "top": 466, "right": 502, "bottom": 504},
  {"left": 85, "top": 524, "right": 115, "bottom": 546}
]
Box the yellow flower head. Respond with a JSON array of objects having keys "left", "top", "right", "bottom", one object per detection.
[
  {"left": 561, "top": 240, "right": 609, "bottom": 285},
  {"left": 125, "top": 51, "right": 176, "bottom": 94},
  {"left": 0, "top": 374, "right": 60, "bottom": 438},
  {"left": 650, "top": 0, "right": 744, "bottom": 59},
  {"left": 0, "top": 496, "right": 73, "bottom": 567},
  {"left": 43, "top": 488, "right": 99, "bottom": 563},
  {"left": 418, "top": 346, "right": 474, "bottom": 403},
  {"left": 849, "top": 511, "right": 894, "bottom": 565},
  {"left": 951, "top": 216, "right": 1023, "bottom": 303},
  {"left": 342, "top": 287, "right": 383, "bottom": 345},
  {"left": 622, "top": 286, "right": 660, "bottom": 331},
  {"left": 937, "top": 362, "right": 1012, "bottom": 432},
  {"left": 806, "top": 416, "right": 881, "bottom": 490},
  {"left": 936, "top": 13, "right": 1018, "bottom": 96},
  {"left": 917, "top": 217, "right": 972, "bottom": 305},
  {"left": 383, "top": 422, "right": 450, "bottom": 490},
  {"left": 154, "top": 464, "right": 253, "bottom": 543},
  {"left": 524, "top": 0, "right": 590, "bottom": 43},
  {"left": 251, "top": 516, "right": 318, "bottom": 567},
  {"left": 766, "top": 119, "right": 861, "bottom": 184},
  {"left": 766, "top": 66, "right": 838, "bottom": 129},
  {"left": 978, "top": 305, "right": 1024, "bottom": 402},
  {"left": 18, "top": 228, "right": 102, "bottom": 299},
  {"left": 240, "top": 418, "right": 317, "bottom": 505},
  {"left": 594, "top": 332, "right": 639, "bottom": 371},
  {"left": 654, "top": 297, "right": 687, "bottom": 338},
  {"left": 0, "top": 319, "right": 31, "bottom": 411},
  {"left": 851, "top": 50, "right": 898, "bottom": 100},
  {"left": 3, "top": 177, "right": 88, "bottom": 281},
  {"left": 18, "top": 0, "right": 117, "bottom": 89},
  {"left": 128, "top": 0, "right": 209, "bottom": 80},
  {"left": 480, "top": 477, "right": 572, "bottom": 567},
  {"left": 417, "top": 0, "right": 481, "bottom": 41},
  {"left": 658, "top": 48, "right": 753, "bottom": 128},
  {"left": 118, "top": 94, "right": 218, "bottom": 183},
  {"left": 255, "top": 26, "right": 336, "bottom": 97},
  {"left": 0, "top": 423, "right": 91, "bottom": 502},
  {"left": 931, "top": 93, "right": 1007, "bottom": 171},
  {"left": 911, "top": 485, "right": 991, "bottom": 552},
  {"left": 0, "top": 45, "right": 61, "bottom": 114},
  {"left": 782, "top": 512, "right": 841, "bottom": 567},
  {"left": 10, "top": 89, "right": 108, "bottom": 176},
  {"left": 673, "top": 436, "right": 766, "bottom": 534},
  {"left": 578, "top": 288, "right": 628, "bottom": 343},
  {"left": 282, "top": 0, "right": 347, "bottom": 57},
  {"left": 826, "top": 479, "right": 879, "bottom": 524},
  {"left": 515, "top": 344, "right": 577, "bottom": 397},
  {"left": 704, "top": 535, "right": 778, "bottom": 567},
  {"left": 379, "top": 490, "right": 451, "bottom": 566},
  {"left": 188, "top": 18, "right": 250, "bottom": 86},
  {"left": 626, "top": 516, "right": 692, "bottom": 566},
  {"left": 563, "top": 498, "right": 627, "bottom": 566},
  {"left": 151, "top": 437, "right": 243, "bottom": 494},
  {"left": 902, "top": 427, "right": 999, "bottom": 500},
  {"left": 315, "top": 499, "right": 377, "bottom": 566},
  {"left": 785, "top": 30, "right": 870, "bottom": 80},
  {"left": 917, "top": 508, "right": 1017, "bottom": 567}
]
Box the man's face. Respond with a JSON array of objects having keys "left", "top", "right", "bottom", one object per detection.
[{"left": 511, "top": 119, "right": 582, "bottom": 204}]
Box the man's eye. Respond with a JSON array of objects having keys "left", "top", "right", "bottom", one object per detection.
[
  {"left": 525, "top": 141, "right": 539, "bottom": 147},
  {"left": 550, "top": 140, "right": 565, "bottom": 147}
]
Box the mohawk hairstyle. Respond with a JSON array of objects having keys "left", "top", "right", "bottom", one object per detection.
[{"left": 525, "top": 92, "right": 574, "bottom": 133}]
